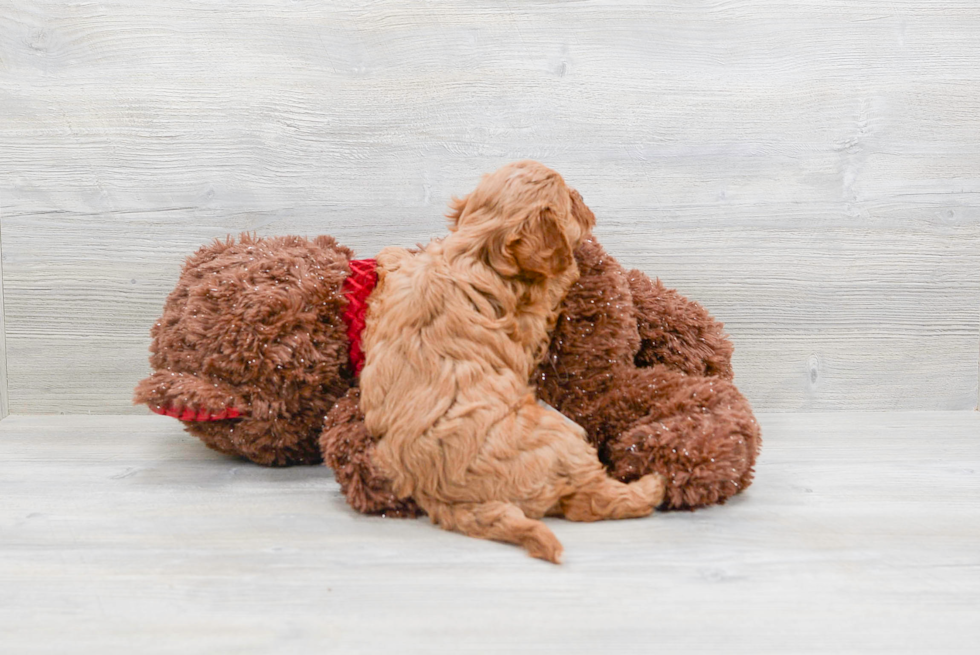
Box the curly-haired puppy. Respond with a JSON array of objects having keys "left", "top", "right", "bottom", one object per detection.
[{"left": 359, "top": 161, "right": 665, "bottom": 563}]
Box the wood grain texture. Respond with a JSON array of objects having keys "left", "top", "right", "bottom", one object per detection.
[
  {"left": 1, "top": 0, "right": 978, "bottom": 412},
  {"left": 0, "top": 205, "right": 8, "bottom": 418},
  {"left": 1, "top": 412, "right": 978, "bottom": 653}
]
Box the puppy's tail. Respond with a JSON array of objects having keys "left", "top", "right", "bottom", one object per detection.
[{"left": 425, "top": 500, "right": 564, "bottom": 564}]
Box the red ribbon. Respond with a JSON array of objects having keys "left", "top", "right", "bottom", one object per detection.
[{"left": 341, "top": 258, "right": 378, "bottom": 377}]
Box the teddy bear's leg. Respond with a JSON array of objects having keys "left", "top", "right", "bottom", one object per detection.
[
  {"left": 626, "top": 270, "right": 734, "bottom": 380},
  {"left": 319, "top": 387, "right": 424, "bottom": 518},
  {"left": 133, "top": 369, "right": 252, "bottom": 459},
  {"left": 134, "top": 370, "right": 247, "bottom": 421},
  {"left": 134, "top": 369, "right": 328, "bottom": 465},
  {"left": 598, "top": 366, "right": 761, "bottom": 510}
]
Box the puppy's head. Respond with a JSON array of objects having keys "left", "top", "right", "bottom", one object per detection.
[{"left": 447, "top": 161, "right": 595, "bottom": 280}]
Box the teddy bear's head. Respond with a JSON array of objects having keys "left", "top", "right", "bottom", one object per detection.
[{"left": 134, "top": 234, "right": 356, "bottom": 465}]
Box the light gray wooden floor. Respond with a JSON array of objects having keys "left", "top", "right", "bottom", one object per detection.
[{"left": 2, "top": 412, "right": 978, "bottom": 654}]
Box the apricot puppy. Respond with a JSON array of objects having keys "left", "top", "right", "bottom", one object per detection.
[{"left": 359, "top": 161, "right": 664, "bottom": 562}]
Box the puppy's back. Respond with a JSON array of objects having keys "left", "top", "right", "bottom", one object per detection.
[
  {"left": 360, "top": 243, "right": 529, "bottom": 498},
  {"left": 360, "top": 245, "right": 453, "bottom": 434}
]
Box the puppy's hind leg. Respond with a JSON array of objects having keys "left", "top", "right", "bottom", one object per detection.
[
  {"left": 559, "top": 469, "right": 666, "bottom": 522},
  {"left": 424, "top": 500, "right": 564, "bottom": 564}
]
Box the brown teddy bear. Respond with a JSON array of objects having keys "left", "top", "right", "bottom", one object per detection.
[
  {"left": 135, "top": 232, "right": 760, "bottom": 516},
  {"left": 320, "top": 235, "right": 760, "bottom": 516}
]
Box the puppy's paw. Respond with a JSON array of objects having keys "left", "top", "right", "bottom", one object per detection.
[{"left": 635, "top": 472, "right": 667, "bottom": 510}]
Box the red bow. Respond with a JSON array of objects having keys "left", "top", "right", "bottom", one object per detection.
[{"left": 341, "top": 258, "right": 378, "bottom": 377}]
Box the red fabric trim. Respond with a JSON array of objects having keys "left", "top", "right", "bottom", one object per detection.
[
  {"left": 153, "top": 257, "right": 377, "bottom": 422},
  {"left": 150, "top": 404, "right": 241, "bottom": 421},
  {"left": 341, "top": 258, "right": 378, "bottom": 376}
]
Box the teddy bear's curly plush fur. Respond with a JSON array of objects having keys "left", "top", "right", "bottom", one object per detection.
[
  {"left": 136, "top": 234, "right": 760, "bottom": 515},
  {"left": 133, "top": 234, "right": 355, "bottom": 466},
  {"left": 320, "top": 236, "right": 760, "bottom": 515}
]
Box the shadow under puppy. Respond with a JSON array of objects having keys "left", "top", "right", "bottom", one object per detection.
[{"left": 360, "top": 161, "right": 665, "bottom": 563}]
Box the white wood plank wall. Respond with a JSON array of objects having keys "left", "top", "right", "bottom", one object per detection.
[{"left": 1, "top": 1, "right": 978, "bottom": 413}]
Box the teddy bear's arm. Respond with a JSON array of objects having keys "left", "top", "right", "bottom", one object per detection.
[{"left": 626, "top": 270, "right": 734, "bottom": 380}]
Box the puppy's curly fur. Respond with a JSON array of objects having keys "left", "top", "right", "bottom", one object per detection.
[{"left": 359, "top": 161, "right": 665, "bottom": 563}]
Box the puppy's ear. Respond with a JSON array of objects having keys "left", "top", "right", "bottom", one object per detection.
[
  {"left": 569, "top": 189, "right": 595, "bottom": 232},
  {"left": 510, "top": 205, "right": 573, "bottom": 278},
  {"left": 445, "top": 195, "right": 468, "bottom": 231}
]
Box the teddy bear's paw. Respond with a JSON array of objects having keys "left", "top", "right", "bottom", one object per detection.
[
  {"left": 606, "top": 414, "right": 759, "bottom": 511},
  {"left": 134, "top": 370, "right": 247, "bottom": 422}
]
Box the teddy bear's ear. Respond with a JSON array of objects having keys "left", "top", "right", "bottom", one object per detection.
[{"left": 509, "top": 204, "right": 573, "bottom": 278}]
